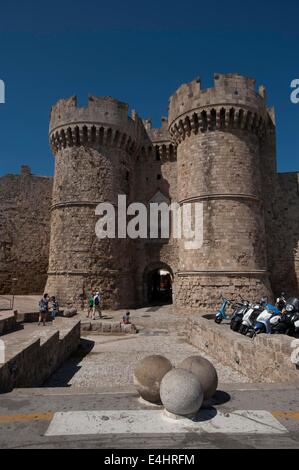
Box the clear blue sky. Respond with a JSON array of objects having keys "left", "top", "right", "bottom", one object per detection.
[{"left": 0, "top": 0, "right": 298, "bottom": 176}]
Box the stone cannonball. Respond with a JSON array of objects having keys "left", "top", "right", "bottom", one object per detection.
[
  {"left": 160, "top": 368, "right": 203, "bottom": 416},
  {"left": 178, "top": 355, "right": 218, "bottom": 400},
  {"left": 133, "top": 355, "right": 173, "bottom": 404}
]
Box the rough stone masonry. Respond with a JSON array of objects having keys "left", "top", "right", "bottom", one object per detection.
[{"left": 0, "top": 73, "right": 298, "bottom": 312}]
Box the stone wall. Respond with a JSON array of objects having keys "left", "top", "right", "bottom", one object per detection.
[
  {"left": 81, "top": 320, "right": 137, "bottom": 334},
  {"left": 0, "top": 311, "right": 17, "bottom": 335},
  {"left": 267, "top": 172, "right": 299, "bottom": 296},
  {"left": 176, "top": 273, "right": 272, "bottom": 314},
  {"left": 186, "top": 315, "right": 299, "bottom": 383},
  {"left": 0, "top": 318, "right": 80, "bottom": 393},
  {"left": 46, "top": 145, "right": 136, "bottom": 308},
  {"left": 0, "top": 166, "right": 53, "bottom": 295}
]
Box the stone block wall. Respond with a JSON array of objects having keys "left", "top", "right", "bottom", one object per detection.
[
  {"left": 186, "top": 316, "right": 299, "bottom": 383},
  {"left": 0, "top": 167, "right": 53, "bottom": 295},
  {"left": 266, "top": 172, "right": 299, "bottom": 296},
  {"left": 0, "top": 311, "right": 17, "bottom": 335},
  {"left": 176, "top": 273, "right": 272, "bottom": 314},
  {"left": 0, "top": 319, "right": 80, "bottom": 393},
  {"left": 81, "top": 320, "right": 137, "bottom": 334}
]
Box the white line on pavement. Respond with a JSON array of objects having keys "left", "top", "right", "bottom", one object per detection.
[{"left": 45, "top": 409, "right": 288, "bottom": 436}]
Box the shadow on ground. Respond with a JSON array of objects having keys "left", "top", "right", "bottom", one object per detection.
[
  {"left": 43, "top": 338, "right": 95, "bottom": 388},
  {"left": 209, "top": 390, "right": 231, "bottom": 406},
  {"left": 190, "top": 391, "right": 231, "bottom": 422}
]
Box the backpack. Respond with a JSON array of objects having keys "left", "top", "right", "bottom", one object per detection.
[
  {"left": 94, "top": 295, "right": 100, "bottom": 306},
  {"left": 39, "top": 299, "right": 47, "bottom": 313}
]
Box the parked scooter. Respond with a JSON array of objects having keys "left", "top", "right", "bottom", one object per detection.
[
  {"left": 230, "top": 298, "right": 250, "bottom": 332},
  {"left": 275, "top": 292, "right": 287, "bottom": 312},
  {"left": 251, "top": 304, "right": 281, "bottom": 337},
  {"left": 272, "top": 297, "right": 299, "bottom": 336},
  {"left": 239, "top": 302, "right": 262, "bottom": 336},
  {"left": 214, "top": 297, "right": 232, "bottom": 324}
]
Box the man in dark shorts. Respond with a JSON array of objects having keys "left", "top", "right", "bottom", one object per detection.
[{"left": 38, "top": 293, "right": 50, "bottom": 326}]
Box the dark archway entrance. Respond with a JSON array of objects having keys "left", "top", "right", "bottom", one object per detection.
[{"left": 143, "top": 263, "right": 173, "bottom": 305}]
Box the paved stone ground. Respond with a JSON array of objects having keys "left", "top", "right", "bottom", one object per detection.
[
  {"left": 0, "top": 386, "right": 299, "bottom": 449},
  {"left": 0, "top": 297, "right": 254, "bottom": 386},
  {"left": 1, "top": 297, "right": 298, "bottom": 449},
  {"left": 46, "top": 305, "right": 248, "bottom": 389}
]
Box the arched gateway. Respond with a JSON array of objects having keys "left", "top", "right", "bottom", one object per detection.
[{"left": 143, "top": 262, "right": 174, "bottom": 306}]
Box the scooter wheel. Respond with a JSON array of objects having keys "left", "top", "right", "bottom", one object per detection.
[
  {"left": 230, "top": 321, "right": 239, "bottom": 331},
  {"left": 248, "top": 330, "right": 256, "bottom": 338},
  {"left": 215, "top": 317, "right": 222, "bottom": 324}
]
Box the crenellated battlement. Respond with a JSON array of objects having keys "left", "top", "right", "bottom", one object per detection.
[
  {"left": 146, "top": 116, "right": 173, "bottom": 144},
  {"left": 138, "top": 117, "right": 177, "bottom": 162},
  {"left": 168, "top": 73, "right": 271, "bottom": 142},
  {"left": 49, "top": 95, "right": 146, "bottom": 155},
  {"left": 50, "top": 96, "right": 132, "bottom": 130}
]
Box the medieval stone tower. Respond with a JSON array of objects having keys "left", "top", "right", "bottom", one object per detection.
[
  {"left": 45, "top": 96, "right": 146, "bottom": 308},
  {"left": 39, "top": 73, "right": 298, "bottom": 311},
  {"left": 168, "top": 74, "right": 273, "bottom": 310}
]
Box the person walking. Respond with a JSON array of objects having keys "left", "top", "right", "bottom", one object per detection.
[
  {"left": 93, "top": 291, "right": 102, "bottom": 320},
  {"left": 38, "top": 293, "right": 50, "bottom": 326},
  {"left": 51, "top": 296, "right": 59, "bottom": 320},
  {"left": 87, "top": 292, "right": 94, "bottom": 318}
]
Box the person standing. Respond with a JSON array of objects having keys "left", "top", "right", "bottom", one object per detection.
[
  {"left": 87, "top": 292, "right": 94, "bottom": 318},
  {"left": 38, "top": 293, "right": 50, "bottom": 326},
  {"left": 93, "top": 291, "right": 102, "bottom": 320},
  {"left": 51, "top": 296, "right": 59, "bottom": 320}
]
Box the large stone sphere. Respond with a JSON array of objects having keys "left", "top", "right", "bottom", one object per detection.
[
  {"left": 160, "top": 368, "right": 203, "bottom": 416},
  {"left": 178, "top": 355, "right": 218, "bottom": 400},
  {"left": 133, "top": 355, "right": 172, "bottom": 404}
]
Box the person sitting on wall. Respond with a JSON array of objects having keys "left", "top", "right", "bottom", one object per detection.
[
  {"left": 38, "top": 293, "right": 50, "bottom": 326},
  {"left": 122, "top": 311, "right": 131, "bottom": 324},
  {"left": 51, "top": 296, "right": 59, "bottom": 320},
  {"left": 121, "top": 311, "right": 138, "bottom": 333}
]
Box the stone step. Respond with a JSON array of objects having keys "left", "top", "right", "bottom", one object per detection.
[
  {"left": 0, "top": 311, "right": 17, "bottom": 336},
  {"left": 1, "top": 323, "right": 58, "bottom": 361},
  {"left": 16, "top": 310, "right": 76, "bottom": 323},
  {"left": 0, "top": 318, "right": 81, "bottom": 393},
  {"left": 81, "top": 320, "right": 137, "bottom": 334}
]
